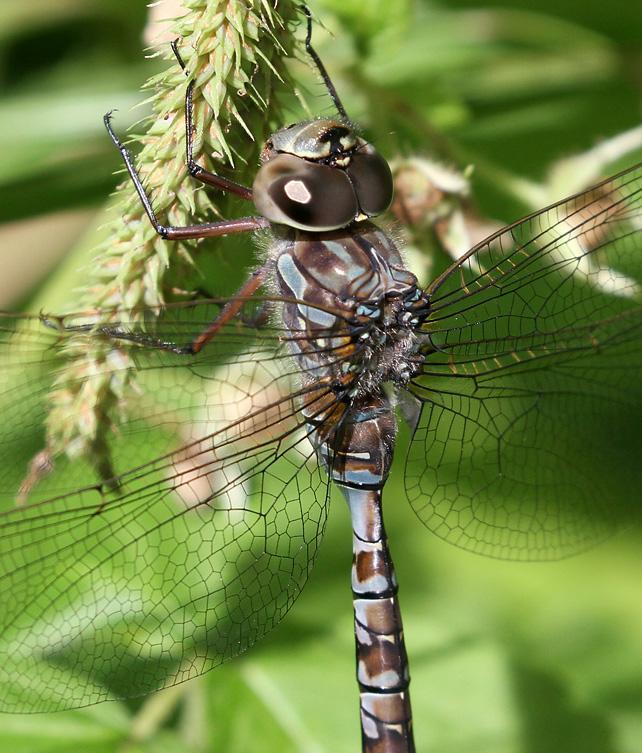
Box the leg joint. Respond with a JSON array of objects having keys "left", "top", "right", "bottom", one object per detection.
[{"left": 188, "top": 162, "right": 202, "bottom": 179}]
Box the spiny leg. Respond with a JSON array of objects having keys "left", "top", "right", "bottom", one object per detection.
[
  {"left": 188, "top": 266, "right": 269, "bottom": 353},
  {"left": 301, "top": 5, "right": 349, "bottom": 121},
  {"left": 178, "top": 284, "right": 270, "bottom": 329},
  {"left": 171, "top": 39, "right": 253, "bottom": 201},
  {"left": 104, "top": 112, "right": 268, "bottom": 240},
  {"left": 83, "top": 264, "right": 269, "bottom": 354}
]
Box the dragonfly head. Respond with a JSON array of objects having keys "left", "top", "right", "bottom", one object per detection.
[{"left": 252, "top": 118, "right": 393, "bottom": 232}]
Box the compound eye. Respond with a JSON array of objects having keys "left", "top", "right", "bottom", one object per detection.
[
  {"left": 253, "top": 154, "right": 358, "bottom": 231},
  {"left": 346, "top": 151, "right": 394, "bottom": 217}
]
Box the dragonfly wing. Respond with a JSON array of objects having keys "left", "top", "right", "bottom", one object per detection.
[
  {"left": 0, "top": 300, "right": 344, "bottom": 711},
  {"left": 406, "top": 163, "right": 642, "bottom": 559}
]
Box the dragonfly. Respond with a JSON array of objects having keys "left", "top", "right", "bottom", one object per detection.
[{"left": 0, "top": 10, "right": 641, "bottom": 753}]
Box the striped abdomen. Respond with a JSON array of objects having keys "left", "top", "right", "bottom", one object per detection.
[
  {"left": 326, "top": 396, "right": 415, "bottom": 753},
  {"left": 348, "top": 484, "right": 414, "bottom": 753}
]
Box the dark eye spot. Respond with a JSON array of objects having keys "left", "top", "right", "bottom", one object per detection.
[
  {"left": 252, "top": 154, "right": 358, "bottom": 231},
  {"left": 346, "top": 151, "right": 393, "bottom": 217},
  {"left": 270, "top": 163, "right": 356, "bottom": 227}
]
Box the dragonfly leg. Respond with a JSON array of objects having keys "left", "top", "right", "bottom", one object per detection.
[
  {"left": 189, "top": 265, "right": 269, "bottom": 353},
  {"left": 104, "top": 112, "right": 268, "bottom": 240},
  {"left": 171, "top": 39, "right": 253, "bottom": 201},
  {"left": 301, "top": 5, "right": 349, "bottom": 121},
  {"left": 93, "top": 266, "right": 271, "bottom": 355}
]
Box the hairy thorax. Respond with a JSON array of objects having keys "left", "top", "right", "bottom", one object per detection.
[{"left": 272, "top": 222, "right": 430, "bottom": 398}]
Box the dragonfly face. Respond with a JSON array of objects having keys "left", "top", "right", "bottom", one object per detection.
[{"left": 253, "top": 118, "right": 394, "bottom": 231}]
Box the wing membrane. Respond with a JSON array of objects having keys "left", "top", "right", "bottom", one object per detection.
[
  {"left": 0, "top": 298, "right": 351, "bottom": 711},
  {"left": 407, "top": 163, "right": 642, "bottom": 559}
]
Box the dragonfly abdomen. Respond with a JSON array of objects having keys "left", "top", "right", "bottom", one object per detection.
[
  {"left": 314, "top": 392, "right": 396, "bottom": 488},
  {"left": 310, "top": 394, "right": 414, "bottom": 752},
  {"left": 347, "top": 485, "right": 415, "bottom": 753}
]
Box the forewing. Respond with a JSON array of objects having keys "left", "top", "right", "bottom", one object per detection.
[
  {"left": 406, "top": 163, "right": 642, "bottom": 559},
  {"left": 0, "top": 299, "right": 345, "bottom": 711}
]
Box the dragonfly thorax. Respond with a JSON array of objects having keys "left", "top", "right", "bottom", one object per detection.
[
  {"left": 347, "top": 290, "right": 430, "bottom": 395},
  {"left": 252, "top": 118, "right": 394, "bottom": 232},
  {"left": 275, "top": 221, "right": 427, "bottom": 399}
]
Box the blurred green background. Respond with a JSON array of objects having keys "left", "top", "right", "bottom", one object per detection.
[{"left": 0, "top": 0, "right": 640, "bottom": 751}]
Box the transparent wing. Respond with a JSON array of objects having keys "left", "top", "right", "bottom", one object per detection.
[
  {"left": 0, "top": 299, "right": 350, "bottom": 711},
  {"left": 406, "top": 163, "right": 642, "bottom": 560}
]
